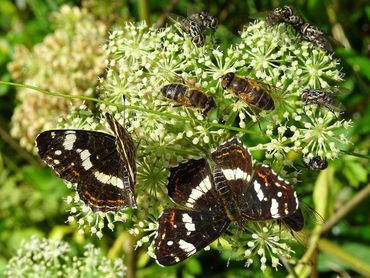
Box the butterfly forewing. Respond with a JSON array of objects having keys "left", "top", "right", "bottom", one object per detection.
[
  {"left": 241, "top": 164, "right": 299, "bottom": 220},
  {"left": 167, "top": 158, "right": 223, "bottom": 212},
  {"left": 154, "top": 209, "right": 230, "bottom": 266},
  {"left": 211, "top": 137, "right": 253, "bottom": 186},
  {"left": 35, "top": 113, "right": 136, "bottom": 212}
]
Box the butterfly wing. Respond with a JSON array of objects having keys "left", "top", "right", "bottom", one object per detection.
[
  {"left": 35, "top": 127, "right": 136, "bottom": 212},
  {"left": 154, "top": 209, "right": 230, "bottom": 266},
  {"left": 241, "top": 164, "right": 299, "bottom": 220},
  {"left": 105, "top": 113, "right": 136, "bottom": 190},
  {"left": 167, "top": 158, "right": 224, "bottom": 212},
  {"left": 282, "top": 207, "right": 304, "bottom": 231},
  {"left": 210, "top": 137, "right": 253, "bottom": 194}
]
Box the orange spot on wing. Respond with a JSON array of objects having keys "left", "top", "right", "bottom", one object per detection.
[
  {"left": 257, "top": 171, "right": 269, "bottom": 186},
  {"left": 83, "top": 191, "right": 127, "bottom": 210},
  {"left": 169, "top": 210, "right": 175, "bottom": 228}
]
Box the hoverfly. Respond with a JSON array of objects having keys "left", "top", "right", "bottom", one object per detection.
[
  {"left": 171, "top": 11, "right": 218, "bottom": 47},
  {"left": 303, "top": 156, "right": 328, "bottom": 171},
  {"left": 301, "top": 88, "right": 344, "bottom": 112},
  {"left": 160, "top": 83, "right": 215, "bottom": 116},
  {"left": 299, "top": 23, "right": 332, "bottom": 51},
  {"left": 266, "top": 5, "right": 304, "bottom": 29},
  {"left": 221, "top": 72, "right": 275, "bottom": 111},
  {"left": 266, "top": 6, "right": 332, "bottom": 51},
  {"left": 177, "top": 16, "right": 205, "bottom": 47},
  {"left": 189, "top": 11, "right": 218, "bottom": 30}
]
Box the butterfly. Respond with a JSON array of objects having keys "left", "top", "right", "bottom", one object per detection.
[
  {"left": 154, "top": 137, "right": 302, "bottom": 266},
  {"left": 35, "top": 112, "right": 136, "bottom": 212}
]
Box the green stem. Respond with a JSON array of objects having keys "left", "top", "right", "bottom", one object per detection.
[
  {"left": 340, "top": 149, "right": 370, "bottom": 160},
  {"left": 108, "top": 231, "right": 137, "bottom": 278},
  {"left": 138, "top": 0, "right": 150, "bottom": 24},
  {"left": 318, "top": 238, "right": 370, "bottom": 277},
  {"left": 0, "top": 81, "right": 262, "bottom": 136},
  {"left": 293, "top": 225, "right": 322, "bottom": 277},
  {"left": 322, "top": 182, "right": 370, "bottom": 233},
  {"left": 278, "top": 254, "right": 298, "bottom": 278},
  {"left": 108, "top": 231, "right": 126, "bottom": 259}
]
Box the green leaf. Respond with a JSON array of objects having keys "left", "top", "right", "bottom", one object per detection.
[
  {"left": 337, "top": 49, "right": 370, "bottom": 80},
  {"left": 184, "top": 258, "right": 202, "bottom": 275},
  {"left": 21, "top": 165, "right": 68, "bottom": 194},
  {"left": 343, "top": 242, "right": 370, "bottom": 263},
  {"left": 366, "top": 6, "right": 370, "bottom": 19},
  {"left": 317, "top": 251, "right": 348, "bottom": 272},
  {"left": 342, "top": 161, "right": 367, "bottom": 187}
]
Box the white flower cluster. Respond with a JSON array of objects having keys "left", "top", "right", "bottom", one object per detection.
[
  {"left": 4, "top": 236, "right": 126, "bottom": 277},
  {"left": 59, "top": 19, "right": 352, "bottom": 270}
]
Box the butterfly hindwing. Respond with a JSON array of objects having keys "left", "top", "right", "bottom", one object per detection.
[
  {"left": 167, "top": 158, "right": 223, "bottom": 212},
  {"left": 282, "top": 207, "right": 304, "bottom": 231},
  {"left": 35, "top": 114, "right": 136, "bottom": 212},
  {"left": 154, "top": 209, "right": 230, "bottom": 266},
  {"left": 241, "top": 164, "right": 299, "bottom": 220}
]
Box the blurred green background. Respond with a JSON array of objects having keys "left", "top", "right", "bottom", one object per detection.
[{"left": 0, "top": 0, "right": 369, "bottom": 277}]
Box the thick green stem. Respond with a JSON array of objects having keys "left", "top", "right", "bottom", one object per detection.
[
  {"left": 138, "top": 0, "right": 150, "bottom": 24},
  {"left": 293, "top": 225, "right": 322, "bottom": 277},
  {"left": 318, "top": 238, "right": 370, "bottom": 277}
]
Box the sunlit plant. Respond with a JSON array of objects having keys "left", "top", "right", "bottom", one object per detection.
[
  {"left": 36, "top": 17, "right": 351, "bottom": 271},
  {"left": 4, "top": 236, "right": 126, "bottom": 278}
]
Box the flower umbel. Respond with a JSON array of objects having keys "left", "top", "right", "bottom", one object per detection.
[
  {"left": 4, "top": 236, "right": 126, "bottom": 277},
  {"left": 56, "top": 18, "right": 351, "bottom": 271}
]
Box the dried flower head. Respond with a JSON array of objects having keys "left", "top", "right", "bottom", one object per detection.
[{"left": 8, "top": 5, "right": 107, "bottom": 152}]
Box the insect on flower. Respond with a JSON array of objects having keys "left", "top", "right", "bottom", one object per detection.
[
  {"left": 303, "top": 155, "right": 328, "bottom": 171},
  {"left": 299, "top": 23, "right": 332, "bottom": 51},
  {"left": 301, "top": 88, "right": 344, "bottom": 112},
  {"left": 35, "top": 113, "right": 137, "bottom": 212},
  {"left": 221, "top": 72, "right": 275, "bottom": 111},
  {"left": 160, "top": 82, "right": 216, "bottom": 116},
  {"left": 171, "top": 11, "right": 218, "bottom": 47},
  {"left": 154, "top": 138, "right": 301, "bottom": 266},
  {"left": 266, "top": 5, "right": 304, "bottom": 28},
  {"left": 188, "top": 11, "right": 218, "bottom": 30},
  {"left": 266, "top": 6, "right": 332, "bottom": 51}
]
